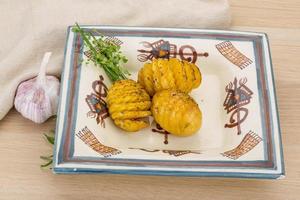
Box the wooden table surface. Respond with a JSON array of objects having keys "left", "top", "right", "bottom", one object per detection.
[{"left": 1, "top": 1, "right": 300, "bottom": 199}]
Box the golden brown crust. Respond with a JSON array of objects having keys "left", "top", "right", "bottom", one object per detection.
[
  {"left": 152, "top": 90, "right": 202, "bottom": 136},
  {"left": 138, "top": 58, "right": 202, "bottom": 95},
  {"left": 107, "top": 79, "right": 151, "bottom": 132}
]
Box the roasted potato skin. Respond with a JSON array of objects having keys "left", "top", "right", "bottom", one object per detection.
[
  {"left": 138, "top": 58, "right": 202, "bottom": 96},
  {"left": 151, "top": 90, "right": 202, "bottom": 136},
  {"left": 107, "top": 79, "right": 151, "bottom": 132}
]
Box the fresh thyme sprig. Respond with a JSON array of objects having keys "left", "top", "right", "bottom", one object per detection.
[
  {"left": 40, "top": 24, "right": 130, "bottom": 169},
  {"left": 72, "top": 23, "right": 130, "bottom": 82},
  {"left": 40, "top": 130, "right": 55, "bottom": 168}
]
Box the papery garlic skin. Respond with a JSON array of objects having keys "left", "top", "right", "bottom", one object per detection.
[
  {"left": 14, "top": 76, "right": 60, "bottom": 123},
  {"left": 14, "top": 52, "right": 60, "bottom": 123}
]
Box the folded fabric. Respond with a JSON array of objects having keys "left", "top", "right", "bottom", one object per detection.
[{"left": 0, "top": 0, "right": 231, "bottom": 120}]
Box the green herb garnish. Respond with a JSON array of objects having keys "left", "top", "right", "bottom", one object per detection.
[
  {"left": 72, "top": 23, "right": 130, "bottom": 82},
  {"left": 40, "top": 130, "right": 55, "bottom": 168},
  {"left": 40, "top": 24, "right": 130, "bottom": 169},
  {"left": 40, "top": 155, "right": 53, "bottom": 168}
]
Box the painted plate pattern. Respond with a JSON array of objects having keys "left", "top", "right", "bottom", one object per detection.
[{"left": 53, "top": 26, "right": 284, "bottom": 179}]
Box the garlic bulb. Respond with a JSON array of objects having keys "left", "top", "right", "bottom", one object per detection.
[{"left": 14, "top": 52, "right": 60, "bottom": 123}]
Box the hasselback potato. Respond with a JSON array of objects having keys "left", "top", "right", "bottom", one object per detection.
[
  {"left": 138, "top": 58, "right": 202, "bottom": 96},
  {"left": 151, "top": 90, "right": 202, "bottom": 136},
  {"left": 107, "top": 79, "right": 151, "bottom": 132}
]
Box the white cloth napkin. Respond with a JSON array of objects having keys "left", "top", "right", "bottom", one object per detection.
[{"left": 0, "top": 0, "right": 231, "bottom": 120}]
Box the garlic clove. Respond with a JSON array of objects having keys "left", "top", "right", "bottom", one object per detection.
[{"left": 14, "top": 52, "right": 60, "bottom": 123}]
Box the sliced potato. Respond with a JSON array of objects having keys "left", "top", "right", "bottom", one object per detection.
[
  {"left": 107, "top": 79, "right": 151, "bottom": 132},
  {"left": 114, "top": 118, "right": 149, "bottom": 132},
  {"left": 138, "top": 58, "right": 202, "bottom": 95},
  {"left": 151, "top": 90, "right": 202, "bottom": 136}
]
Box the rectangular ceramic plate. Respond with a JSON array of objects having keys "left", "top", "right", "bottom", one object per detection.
[{"left": 53, "top": 26, "right": 285, "bottom": 179}]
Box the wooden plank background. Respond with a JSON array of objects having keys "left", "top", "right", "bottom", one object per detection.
[{"left": 0, "top": 0, "right": 299, "bottom": 199}]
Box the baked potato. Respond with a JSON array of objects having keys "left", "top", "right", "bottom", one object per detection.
[
  {"left": 138, "top": 58, "right": 202, "bottom": 96},
  {"left": 107, "top": 79, "right": 151, "bottom": 132},
  {"left": 151, "top": 90, "right": 202, "bottom": 136}
]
